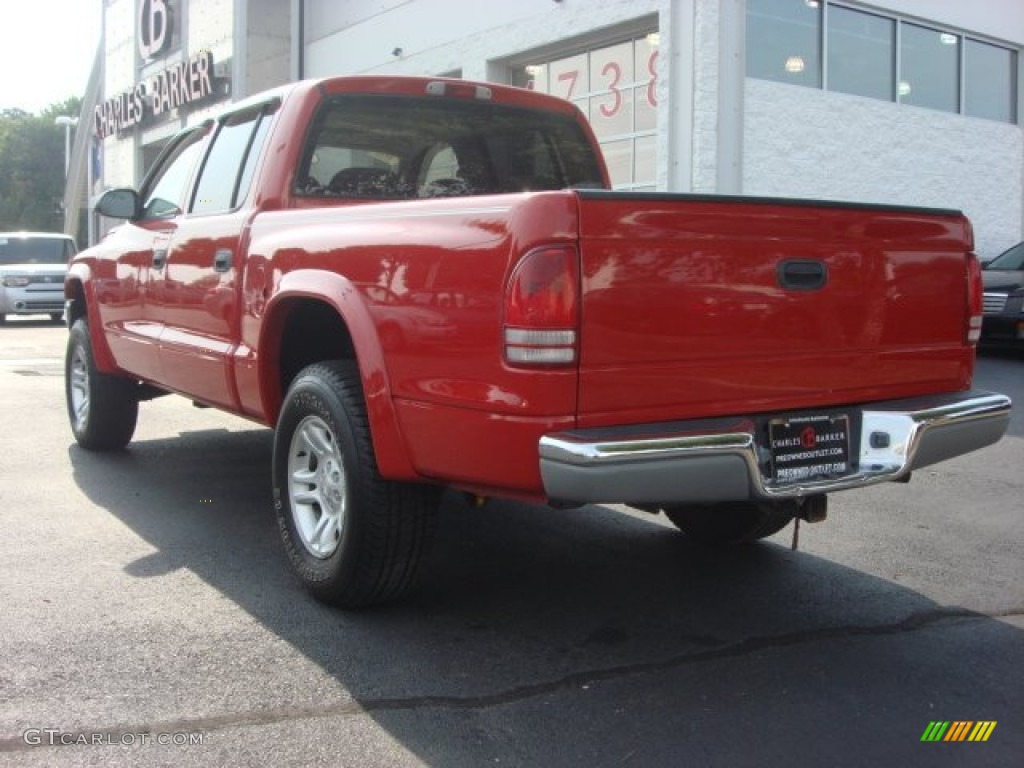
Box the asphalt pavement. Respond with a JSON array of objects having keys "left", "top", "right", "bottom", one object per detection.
[{"left": 0, "top": 317, "right": 1021, "bottom": 767}]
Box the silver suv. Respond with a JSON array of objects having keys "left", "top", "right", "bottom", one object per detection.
[{"left": 0, "top": 232, "right": 77, "bottom": 323}]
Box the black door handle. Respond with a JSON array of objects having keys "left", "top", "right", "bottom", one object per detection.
[
  {"left": 152, "top": 249, "right": 167, "bottom": 270},
  {"left": 778, "top": 259, "right": 827, "bottom": 291},
  {"left": 213, "top": 249, "right": 232, "bottom": 272}
]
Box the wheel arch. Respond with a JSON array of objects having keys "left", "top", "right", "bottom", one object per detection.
[
  {"left": 259, "top": 270, "right": 418, "bottom": 480},
  {"left": 64, "top": 266, "right": 119, "bottom": 374}
]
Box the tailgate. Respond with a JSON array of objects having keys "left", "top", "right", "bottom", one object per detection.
[{"left": 575, "top": 191, "right": 974, "bottom": 427}]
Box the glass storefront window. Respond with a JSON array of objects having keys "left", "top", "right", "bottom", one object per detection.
[
  {"left": 746, "top": 0, "right": 822, "bottom": 89},
  {"left": 515, "top": 34, "right": 659, "bottom": 190},
  {"left": 900, "top": 23, "right": 960, "bottom": 113},
  {"left": 966, "top": 39, "right": 1017, "bottom": 123},
  {"left": 827, "top": 6, "right": 894, "bottom": 101},
  {"left": 746, "top": 1, "right": 1017, "bottom": 123}
]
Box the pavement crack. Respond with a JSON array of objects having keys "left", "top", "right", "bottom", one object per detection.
[{"left": 0, "top": 606, "right": 1005, "bottom": 751}]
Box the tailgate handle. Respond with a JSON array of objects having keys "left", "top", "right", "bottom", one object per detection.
[{"left": 778, "top": 259, "right": 827, "bottom": 291}]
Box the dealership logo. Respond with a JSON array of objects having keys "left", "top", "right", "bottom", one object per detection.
[
  {"left": 920, "top": 721, "right": 997, "bottom": 742},
  {"left": 138, "top": 0, "right": 174, "bottom": 60},
  {"left": 93, "top": 50, "right": 216, "bottom": 139}
]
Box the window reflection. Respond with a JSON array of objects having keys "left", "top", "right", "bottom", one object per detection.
[
  {"left": 900, "top": 23, "right": 960, "bottom": 113},
  {"left": 966, "top": 39, "right": 1017, "bottom": 123},
  {"left": 827, "top": 6, "right": 894, "bottom": 101},
  {"left": 746, "top": 0, "right": 821, "bottom": 88}
]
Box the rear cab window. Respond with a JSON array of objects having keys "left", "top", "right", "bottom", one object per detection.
[{"left": 295, "top": 93, "right": 605, "bottom": 200}]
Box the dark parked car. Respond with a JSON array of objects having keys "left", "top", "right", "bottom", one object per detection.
[{"left": 981, "top": 241, "right": 1024, "bottom": 346}]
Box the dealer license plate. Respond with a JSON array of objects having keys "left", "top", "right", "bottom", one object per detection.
[{"left": 769, "top": 413, "right": 851, "bottom": 484}]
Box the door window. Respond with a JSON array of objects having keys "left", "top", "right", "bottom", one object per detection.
[
  {"left": 140, "top": 127, "right": 209, "bottom": 220},
  {"left": 191, "top": 106, "right": 274, "bottom": 214}
]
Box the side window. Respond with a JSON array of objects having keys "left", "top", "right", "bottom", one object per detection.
[
  {"left": 235, "top": 113, "right": 273, "bottom": 206},
  {"left": 141, "top": 128, "right": 209, "bottom": 220},
  {"left": 191, "top": 107, "right": 271, "bottom": 215},
  {"left": 294, "top": 94, "right": 603, "bottom": 199}
]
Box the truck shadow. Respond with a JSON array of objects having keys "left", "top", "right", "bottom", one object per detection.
[{"left": 67, "top": 428, "right": 1024, "bottom": 766}]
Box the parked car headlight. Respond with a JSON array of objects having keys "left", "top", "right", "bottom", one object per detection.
[{"left": 2, "top": 276, "right": 29, "bottom": 287}]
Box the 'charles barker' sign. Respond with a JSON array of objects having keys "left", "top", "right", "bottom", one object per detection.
[
  {"left": 94, "top": 0, "right": 219, "bottom": 139},
  {"left": 94, "top": 50, "right": 217, "bottom": 139}
]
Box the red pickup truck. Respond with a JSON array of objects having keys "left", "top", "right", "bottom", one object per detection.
[{"left": 65, "top": 76, "right": 1011, "bottom": 607}]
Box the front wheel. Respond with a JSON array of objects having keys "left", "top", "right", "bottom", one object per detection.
[
  {"left": 663, "top": 501, "right": 796, "bottom": 544},
  {"left": 65, "top": 318, "right": 139, "bottom": 450},
  {"left": 272, "top": 361, "right": 439, "bottom": 608}
]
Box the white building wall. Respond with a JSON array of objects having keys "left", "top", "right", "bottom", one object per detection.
[
  {"left": 305, "top": 0, "right": 665, "bottom": 81},
  {"left": 690, "top": 0, "right": 719, "bottom": 192},
  {"left": 744, "top": 80, "right": 1023, "bottom": 258},
  {"left": 245, "top": 0, "right": 291, "bottom": 96},
  {"left": 101, "top": 0, "right": 137, "bottom": 189},
  {"left": 189, "top": 0, "right": 234, "bottom": 61}
]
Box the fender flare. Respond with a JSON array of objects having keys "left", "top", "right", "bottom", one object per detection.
[
  {"left": 64, "top": 263, "right": 120, "bottom": 375},
  {"left": 260, "top": 269, "right": 418, "bottom": 480}
]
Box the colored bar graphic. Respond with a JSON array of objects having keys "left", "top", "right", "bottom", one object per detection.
[
  {"left": 968, "top": 722, "right": 997, "bottom": 742},
  {"left": 945, "top": 722, "right": 973, "bottom": 741},
  {"left": 921, "top": 721, "right": 996, "bottom": 742}
]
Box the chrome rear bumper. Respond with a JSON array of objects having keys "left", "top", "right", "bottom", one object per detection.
[{"left": 539, "top": 390, "right": 1011, "bottom": 504}]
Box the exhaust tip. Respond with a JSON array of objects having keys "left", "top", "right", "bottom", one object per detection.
[{"left": 799, "top": 495, "right": 828, "bottom": 523}]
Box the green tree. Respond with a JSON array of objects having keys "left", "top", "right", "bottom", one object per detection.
[{"left": 0, "top": 97, "right": 82, "bottom": 232}]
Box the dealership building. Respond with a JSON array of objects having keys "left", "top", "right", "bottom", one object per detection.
[{"left": 65, "top": 0, "right": 1023, "bottom": 257}]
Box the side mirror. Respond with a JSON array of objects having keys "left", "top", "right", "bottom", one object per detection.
[{"left": 96, "top": 188, "right": 141, "bottom": 220}]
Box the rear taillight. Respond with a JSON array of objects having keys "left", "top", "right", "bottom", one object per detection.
[
  {"left": 503, "top": 245, "right": 578, "bottom": 365},
  {"left": 966, "top": 252, "right": 983, "bottom": 346}
]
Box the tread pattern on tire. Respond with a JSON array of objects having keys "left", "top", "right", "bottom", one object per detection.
[{"left": 274, "top": 361, "right": 439, "bottom": 608}]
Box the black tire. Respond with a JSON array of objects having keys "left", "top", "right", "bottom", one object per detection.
[
  {"left": 272, "top": 361, "right": 439, "bottom": 608},
  {"left": 65, "top": 318, "right": 139, "bottom": 450},
  {"left": 663, "top": 501, "right": 796, "bottom": 545},
  {"left": 50, "top": 312, "right": 64, "bottom": 323}
]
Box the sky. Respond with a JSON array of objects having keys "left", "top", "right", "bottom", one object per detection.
[{"left": 0, "top": 0, "right": 102, "bottom": 114}]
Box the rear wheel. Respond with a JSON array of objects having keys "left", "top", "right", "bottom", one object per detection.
[
  {"left": 273, "top": 361, "right": 439, "bottom": 608},
  {"left": 50, "top": 312, "right": 64, "bottom": 323},
  {"left": 663, "top": 501, "right": 796, "bottom": 544},
  {"left": 65, "top": 318, "right": 139, "bottom": 450}
]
